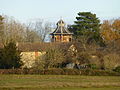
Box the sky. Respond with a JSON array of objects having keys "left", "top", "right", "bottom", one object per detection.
[{"left": 0, "top": 0, "right": 120, "bottom": 24}]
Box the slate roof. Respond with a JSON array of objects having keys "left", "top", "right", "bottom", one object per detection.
[{"left": 51, "top": 19, "right": 73, "bottom": 35}]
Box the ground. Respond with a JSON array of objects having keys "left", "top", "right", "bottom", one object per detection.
[{"left": 0, "top": 75, "right": 120, "bottom": 90}]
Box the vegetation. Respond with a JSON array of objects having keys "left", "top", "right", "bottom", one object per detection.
[
  {"left": 0, "top": 68, "right": 120, "bottom": 75},
  {"left": 0, "top": 15, "right": 52, "bottom": 44},
  {"left": 101, "top": 19, "right": 120, "bottom": 42},
  {"left": 0, "top": 75, "right": 120, "bottom": 90},
  {"left": 33, "top": 46, "right": 65, "bottom": 69},
  {"left": 0, "top": 15, "right": 5, "bottom": 43},
  {"left": 0, "top": 41, "right": 23, "bottom": 69},
  {"left": 113, "top": 66, "right": 120, "bottom": 73},
  {"left": 69, "top": 12, "right": 104, "bottom": 46},
  {"left": 0, "top": 12, "right": 120, "bottom": 74}
]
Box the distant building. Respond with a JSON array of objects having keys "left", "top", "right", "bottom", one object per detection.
[{"left": 50, "top": 19, "right": 73, "bottom": 42}]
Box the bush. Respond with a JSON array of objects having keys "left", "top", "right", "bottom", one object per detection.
[
  {"left": 103, "top": 53, "right": 120, "bottom": 70},
  {"left": 63, "top": 69, "right": 80, "bottom": 75},
  {"left": 113, "top": 66, "right": 120, "bottom": 73},
  {"left": 34, "top": 46, "right": 65, "bottom": 69},
  {"left": 0, "top": 41, "right": 23, "bottom": 69},
  {"left": 87, "top": 64, "right": 97, "bottom": 69},
  {"left": 0, "top": 68, "right": 120, "bottom": 76},
  {"left": 44, "top": 68, "right": 64, "bottom": 75}
]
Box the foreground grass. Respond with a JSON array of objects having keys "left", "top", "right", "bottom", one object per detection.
[{"left": 0, "top": 75, "right": 120, "bottom": 90}]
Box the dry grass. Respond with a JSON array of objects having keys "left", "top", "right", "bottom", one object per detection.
[{"left": 0, "top": 75, "right": 120, "bottom": 90}]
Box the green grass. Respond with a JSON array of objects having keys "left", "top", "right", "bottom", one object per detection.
[{"left": 0, "top": 75, "right": 120, "bottom": 90}]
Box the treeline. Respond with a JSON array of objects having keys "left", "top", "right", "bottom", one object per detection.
[
  {"left": 0, "top": 15, "right": 52, "bottom": 45},
  {"left": 0, "top": 12, "right": 120, "bottom": 74}
]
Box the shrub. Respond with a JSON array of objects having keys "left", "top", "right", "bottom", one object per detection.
[
  {"left": 77, "top": 52, "right": 90, "bottom": 64},
  {"left": 103, "top": 53, "right": 120, "bottom": 70},
  {"left": 63, "top": 68, "right": 80, "bottom": 75},
  {"left": 34, "top": 47, "right": 65, "bottom": 69},
  {"left": 44, "top": 68, "right": 64, "bottom": 75},
  {"left": 0, "top": 41, "right": 23, "bottom": 69},
  {"left": 0, "top": 69, "right": 120, "bottom": 76},
  {"left": 113, "top": 66, "right": 120, "bottom": 73},
  {"left": 89, "top": 55, "right": 102, "bottom": 69},
  {"left": 87, "top": 64, "right": 97, "bottom": 69}
]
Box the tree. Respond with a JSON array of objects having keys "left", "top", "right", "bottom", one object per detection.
[
  {"left": 112, "top": 19, "right": 120, "bottom": 34},
  {"left": 0, "top": 15, "right": 27, "bottom": 44},
  {"left": 25, "top": 29, "right": 42, "bottom": 43},
  {"left": 69, "top": 12, "right": 104, "bottom": 45},
  {"left": 34, "top": 46, "right": 65, "bottom": 69},
  {"left": 27, "top": 19, "right": 52, "bottom": 42},
  {"left": 100, "top": 19, "right": 120, "bottom": 42},
  {"left": 35, "top": 20, "right": 51, "bottom": 42},
  {"left": 0, "top": 41, "right": 23, "bottom": 69},
  {"left": 0, "top": 15, "right": 5, "bottom": 43},
  {"left": 103, "top": 53, "right": 120, "bottom": 70},
  {"left": 0, "top": 15, "right": 52, "bottom": 43}
]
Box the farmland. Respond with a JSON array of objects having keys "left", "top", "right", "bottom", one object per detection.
[{"left": 0, "top": 75, "right": 120, "bottom": 90}]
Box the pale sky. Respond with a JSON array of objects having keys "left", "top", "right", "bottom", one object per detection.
[{"left": 0, "top": 0, "right": 120, "bottom": 24}]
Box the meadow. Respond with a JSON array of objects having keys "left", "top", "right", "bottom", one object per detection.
[{"left": 0, "top": 75, "right": 120, "bottom": 90}]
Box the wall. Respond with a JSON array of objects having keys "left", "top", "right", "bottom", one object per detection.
[
  {"left": 21, "top": 51, "right": 45, "bottom": 68},
  {"left": 52, "top": 35, "right": 72, "bottom": 42}
]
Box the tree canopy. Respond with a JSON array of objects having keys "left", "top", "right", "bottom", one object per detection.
[
  {"left": 100, "top": 19, "right": 120, "bottom": 42},
  {"left": 69, "top": 12, "right": 104, "bottom": 45}
]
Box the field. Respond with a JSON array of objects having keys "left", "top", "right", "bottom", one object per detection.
[{"left": 0, "top": 75, "right": 120, "bottom": 90}]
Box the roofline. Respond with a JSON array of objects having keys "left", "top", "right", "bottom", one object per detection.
[{"left": 50, "top": 33, "right": 73, "bottom": 35}]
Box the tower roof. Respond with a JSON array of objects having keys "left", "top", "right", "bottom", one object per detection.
[{"left": 51, "top": 19, "right": 73, "bottom": 35}]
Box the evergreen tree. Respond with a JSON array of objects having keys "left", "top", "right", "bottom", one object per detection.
[
  {"left": 69, "top": 12, "right": 104, "bottom": 45},
  {"left": 0, "top": 41, "right": 23, "bottom": 69}
]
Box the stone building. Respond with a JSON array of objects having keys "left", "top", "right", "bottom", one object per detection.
[{"left": 50, "top": 19, "right": 73, "bottom": 42}]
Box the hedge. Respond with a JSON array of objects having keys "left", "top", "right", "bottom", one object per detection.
[{"left": 0, "top": 68, "right": 119, "bottom": 76}]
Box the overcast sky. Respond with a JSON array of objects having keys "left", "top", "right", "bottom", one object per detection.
[{"left": 0, "top": 0, "right": 120, "bottom": 24}]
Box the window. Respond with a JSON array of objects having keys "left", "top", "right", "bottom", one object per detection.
[{"left": 69, "top": 38, "right": 72, "bottom": 41}]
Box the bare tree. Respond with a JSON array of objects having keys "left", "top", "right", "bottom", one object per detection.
[
  {"left": 34, "top": 19, "right": 52, "bottom": 42},
  {"left": 25, "top": 22, "right": 42, "bottom": 42},
  {"left": 0, "top": 15, "right": 6, "bottom": 44},
  {"left": 1, "top": 15, "right": 52, "bottom": 43},
  {"left": 1, "top": 15, "right": 27, "bottom": 44},
  {"left": 2, "top": 16, "right": 44, "bottom": 43}
]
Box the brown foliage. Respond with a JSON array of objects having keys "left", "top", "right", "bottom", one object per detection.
[
  {"left": 0, "top": 69, "right": 119, "bottom": 76},
  {"left": 101, "top": 19, "right": 120, "bottom": 42}
]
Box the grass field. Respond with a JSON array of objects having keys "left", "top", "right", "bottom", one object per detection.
[{"left": 0, "top": 75, "right": 120, "bottom": 90}]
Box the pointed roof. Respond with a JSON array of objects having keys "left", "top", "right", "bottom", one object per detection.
[{"left": 51, "top": 19, "right": 73, "bottom": 35}]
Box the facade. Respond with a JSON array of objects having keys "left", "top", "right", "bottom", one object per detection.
[
  {"left": 18, "top": 43, "right": 48, "bottom": 68},
  {"left": 21, "top": 51, "right": 45, "bottom": 68},
  {"left": 50, "top": 19, "right": 73, "bottom": 42}
]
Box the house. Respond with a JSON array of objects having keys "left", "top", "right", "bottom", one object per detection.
[
  {"left": 18, "top": 43, "right": 48, "bottom": 68},
  {"left": 19, "top": 42, "right": 75, "bottom": 68}
]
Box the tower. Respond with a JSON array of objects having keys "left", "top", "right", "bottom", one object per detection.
[{"left": 50, "top": 19, "right": 73, "bottom": 42}]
